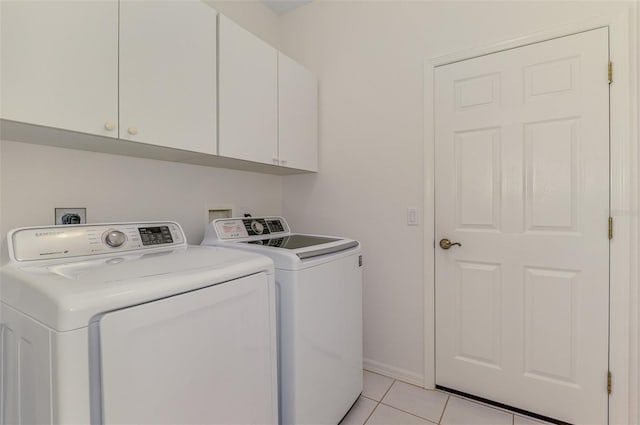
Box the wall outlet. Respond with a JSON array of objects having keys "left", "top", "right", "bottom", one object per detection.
[{"left": 55, "top": 208, "right": 86, "bottom": 225}]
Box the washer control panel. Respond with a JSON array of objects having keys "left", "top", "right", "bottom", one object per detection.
[
  {"left": 9, "top": 222, "right": 186, "bottom": 262},
  {"left": 105, "top": 230, "right": 127, "bottom": 247},
  {"left": 214, "top": 217, "right": 290, "bottom": 240}
]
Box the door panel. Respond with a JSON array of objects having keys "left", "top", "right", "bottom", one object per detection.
[
  {"left": 525, "top": 119, "right": 578, "bottom": 231},
  {"left": 435, "top": 28, "right": 609, "bottom": 424},
  {"left": 455, "top": 128, "right": 501, "bottom": 230},
  {"left": 456, "top": 261, "right": 502, "bottom": 368}
]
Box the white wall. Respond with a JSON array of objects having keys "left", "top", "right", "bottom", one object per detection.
[
  {"left": 278, "top": 0, "right": 637, "bottom": 386},
  {"left": 0, "top": 0, "right": 282, "bottom": 264},
  {"left": 0, "top": 140, "right": 283, "bottom": 260}
]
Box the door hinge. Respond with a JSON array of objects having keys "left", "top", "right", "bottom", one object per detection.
[
  {"left": 607, "top": 371, "right": 612, "bottom": 394},
  {"left": 608, "top": 217, "right": 613, "bottom": 240},
  {"left": 608, "top": 61, "right": 613, "bottom": 84}
]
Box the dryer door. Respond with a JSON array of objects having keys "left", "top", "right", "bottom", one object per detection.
[{"left": 97, "top": 272, "right": 277, "bottom": 425}]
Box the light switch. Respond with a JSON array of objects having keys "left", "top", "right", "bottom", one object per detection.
[{"left": 407, "top": 207, "right": 419, "bottom": 226}]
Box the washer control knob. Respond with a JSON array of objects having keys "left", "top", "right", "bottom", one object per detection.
[
  {"left": 251, "top": 220, "right": 264, "bottom": 235},
  {"left": 105, "top": 230, "right": 126, "bottom": 248}
]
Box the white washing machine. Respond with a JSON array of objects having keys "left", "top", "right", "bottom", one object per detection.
[
  {"left": 202, "top": 217, "right": 363, "bottom": 425},
  {"left": 0, "top": 221, "right": 278, "bottom": 425}
]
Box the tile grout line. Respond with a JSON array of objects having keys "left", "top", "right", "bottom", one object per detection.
[
  {"left": 365, "top": 371, "right": 530, "bottom": 425},
  {"left": 363, "top": 379, "right": 396, "bottom": 425},
  {"left": 438, "top": 395, "right": 451, "bottom": 425},
  {"left": 377, "top": 401, "right": 439, "bottom": 424},
  {"left": 378, "top": 378, "right": 444, "bottom": 425},
  {"left": 365, "top": 375, "right": 451, "bottom": 425},
  {"left": 362, "top": 399, "right": 379, "bottom": 425},
  {"left": 380, "top": 379, "right": 396, "bottom": 401},
  {"left": 383, "top": 373, "right": 511, "bottom": 422}
]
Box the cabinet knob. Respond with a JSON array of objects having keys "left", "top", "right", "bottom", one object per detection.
[
  {"left": 128, "top": 127, "right": 138, "bottom": 135},
  {"left": 280, "top": 159, "right": 288, "bottom": 165},
  {"left": 104, "top": 122, "right": 115, "bottom": 131}
]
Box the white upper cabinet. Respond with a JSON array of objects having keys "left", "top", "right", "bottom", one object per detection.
[
  {"left": 278, "top": 53, "right": 318, "bottom": 172},
  {"left": 0, "top": 1, "right": 118, "bottom": 137},
  {"left": 218, "top": 15, "right": 278, "bottom": 165},
  {"left": 1, "top": 3, "right": 317, "bottom": 174},
  {"left": 119, "top": 1, "right": 217, "bottom": 154}
]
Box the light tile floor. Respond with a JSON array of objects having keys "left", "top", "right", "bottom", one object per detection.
[{"left": 340, "top": 370, "right": 552, "bottom": 425}]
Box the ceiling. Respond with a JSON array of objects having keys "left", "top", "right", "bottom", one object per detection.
[{"left": 261, "top": 0, "right": 314, "bottom": 15}]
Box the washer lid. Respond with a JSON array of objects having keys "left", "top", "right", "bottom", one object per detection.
[
  {"left": 242, "top": 235, "right": 340, "bottom": 249},
  {"left": 203, "top": 217, "right": 361, "bottom": 269},
  {"left": 0, "top": 245, "right": 274, "bottom": 331},
  {"left": 240, "top": 235, "right": 359, "bottom": 259}
]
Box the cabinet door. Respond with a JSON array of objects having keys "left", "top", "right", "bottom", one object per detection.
[
  {"left": 219, "top": 15, "right": 278, "bottom": 165},
  {"left": 119, "top": 0, "right": 217, "bottom": 154},
  {"left": 0, "top": 1, "right": 118, "bottom": 137},
  {"left": 278, "top": 53, "right": 318, "bottom": 172}
]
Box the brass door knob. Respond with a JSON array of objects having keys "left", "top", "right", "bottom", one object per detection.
[{"left": 439, "top": 238, "right": 462, "bottom": 250}]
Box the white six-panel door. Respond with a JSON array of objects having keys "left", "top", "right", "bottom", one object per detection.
[{"left": 435, "top": 28, "right": 610, "bottom": 424}]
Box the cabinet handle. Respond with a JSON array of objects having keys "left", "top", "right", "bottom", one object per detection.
[
  {"left": 280, "top": 159, "right": 288, "bottom": 165},
  {"left": 128, "top": 127, "right": 138, "bottom": 135},
  {"left": 104, "top": 122, "right": 115, "bottom": 131}
]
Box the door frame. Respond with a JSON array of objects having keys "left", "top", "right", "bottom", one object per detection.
[{"left": 423, "top": 11, "right": 638, "bottom": 425}]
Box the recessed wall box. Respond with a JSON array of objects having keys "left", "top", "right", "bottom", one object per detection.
[
  {"left": 55, "top": 208, "right": 87, "bottom": 225},
  {"left": 208, "top": 208, "right": 233, "bottom": 223}
]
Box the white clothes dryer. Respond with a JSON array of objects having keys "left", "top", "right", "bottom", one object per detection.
[
  {"left": 202, "top": 217, "right": 363, "bottom": 425},
  {"left": 0, "top": 221, "right": 278, "bottom": 425}
]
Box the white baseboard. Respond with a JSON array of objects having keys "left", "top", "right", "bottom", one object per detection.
[{"left": 363, "top": 358, "right": 425, "bottom": 387}]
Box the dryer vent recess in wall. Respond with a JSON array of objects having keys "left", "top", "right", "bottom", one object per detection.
[{"left": 55, "top": 208, "right": 86, "bottom": 225}]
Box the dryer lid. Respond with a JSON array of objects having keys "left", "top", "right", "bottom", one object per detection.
[{"left": 0, "top": 244, "right": 273, "bottom": 331}]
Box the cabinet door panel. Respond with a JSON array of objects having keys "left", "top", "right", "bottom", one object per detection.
[
  {"left": 219, "top": 15, "right": 277, "bottom": 165},
  {"left": 119, "top": 0, "right": 217, "bottom": 154},
  {"left": 278, "top": 53, "right": 318, "bottom": 172},
  {"left": 1, "top": 1, "right": 118, "bottom": 137}
]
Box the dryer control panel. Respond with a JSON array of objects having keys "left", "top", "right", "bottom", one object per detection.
[
  {"left": 213, "top": 217, "right": 290, "bottom": 240},
  {"left": 8, "top": 222, "right": 186, "bottom": 262}
]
